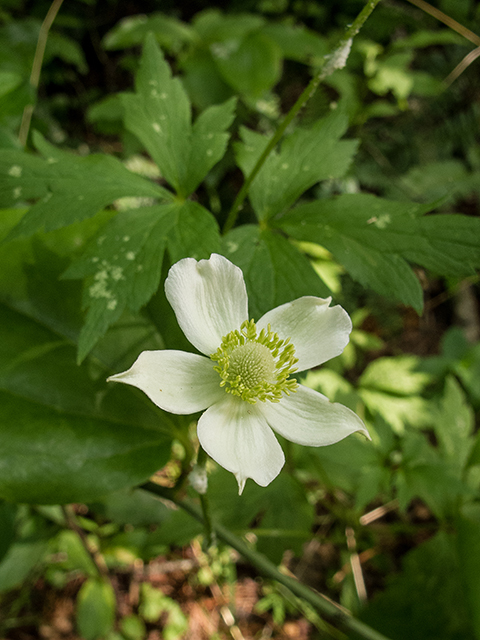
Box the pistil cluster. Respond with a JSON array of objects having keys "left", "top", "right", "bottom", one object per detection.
[{"left": 210, "top": 319, "right": 299, "bottom": 404}]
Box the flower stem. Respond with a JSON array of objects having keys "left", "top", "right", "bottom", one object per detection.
[
  {"left": 222, "top": 0, "right": 383, "bottom": 235},
  {"left": 142, "top": 482, "right": 392, "bottom": 640}
]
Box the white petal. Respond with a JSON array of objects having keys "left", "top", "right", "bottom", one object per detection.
[
  {"left": 197, "top": 395, "right": 285, "bottom": 493},
  {"left": 257, "top": 296, "right": 352, "bottom": 372},
  {"left": 260, "top": 384, "right": 369, "bottom": 446},
  {"left": 165, "top": 254, "right": 249, "bottom": 356},
  {"left": 107, "top": 350, "right": 224, "bottom": 414}
]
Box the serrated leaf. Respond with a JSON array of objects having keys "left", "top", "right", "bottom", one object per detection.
[
  {"left": 1, "top": 132, "right": 170, "bottom": 241},
  {"left": 0, "top": 303, "right": 173, "bottom": 504},
  {"left": 396, "top": 432, "right": 469, "bottom": 518},
  {"left": 359, "top": 390, "right": 431, "bottom": 433},
  {"left": 222, "top": 225, "right": 330, "bottom": 319},
  {"left": 358, "top": 354, "right": 434, "bottom": 434},
  {"left": 434, "top": 376, "right": 475, "bottom": 471},
  {"left": 360, "top": 532, "right": 473, "bottom": 640},
  {"left": 77, "top": 578, "right": 116, "bottom": 640},
  {"left": 122, "top": 34, "right": 236, "bottom": 197},
  {"left": 236, "top": 110, "right": 358, "bottom": 221},
  {"left": 359, "top": 355, "right": 432, "bottom": 396},
  {"left": 278, "top": 194, "right": 480, "bottom": 310},
  {"left": 64, "top": 200, "right": 219, "bottom": 361}
]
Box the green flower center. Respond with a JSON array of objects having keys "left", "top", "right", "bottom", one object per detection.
[{"left": 210, "top": 319, "right": 299, "bottom": 404}]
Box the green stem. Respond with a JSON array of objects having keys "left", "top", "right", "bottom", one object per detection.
[
  {"left": 196, "top": 446, "right": 214, "bottom": 547},
  {"left": 18, "top": 0, "right": 65, "bottom": 147},
  {"left": 222, "top": 0, "right": 383, "bottom": 235},
  {"left": 141, "top": 482, "right": 392, "bottom": 640},
  {"left": 199, "top": 492, "right": 214, "bottom": 548}
]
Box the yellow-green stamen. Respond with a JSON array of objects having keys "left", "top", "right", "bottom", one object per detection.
[{"left": 210, "top": 319, "right": 299, "bottom": 404}]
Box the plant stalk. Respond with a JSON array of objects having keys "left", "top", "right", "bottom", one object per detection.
[
  {"left": 142, "top": 482, "right": 392, "bottom": 640},
  {"left": 222, "top": 0, "right": 383, "bottom": 235}
]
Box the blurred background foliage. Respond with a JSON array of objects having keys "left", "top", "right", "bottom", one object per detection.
[{"left": 0, "top": 0, "right": 480, "bottom": 639}]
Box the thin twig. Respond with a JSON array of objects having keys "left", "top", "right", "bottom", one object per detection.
[
  {"left": 346, "top": 526, "right": 368, "bottom": 604},
  {"left": 18, "top": 0, "right": 65, "bottom": 147},
  {"left": 405, "top": 0, "right": 480, "bottom": 47},
  {"left": 444, "top": 46, "right": 480, "bottom": 86}
]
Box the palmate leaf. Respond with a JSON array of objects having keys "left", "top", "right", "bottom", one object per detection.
[
  {"left": 122, "top": 33, "right": 236, "bottom": 197},
  {"left": 360, "top": 532, "right": 474, "bottom": 640},
  {"left": 0, "top": 303, "right": 173, "bottom": 505},
  {"left": 64, "top": 200, "right": 220, "bottom": 362},
  {"left": 278, "top": 193, "right": 480, "bottom": 311},
  {"left": 235, "top": 109, "right": 358, "bottom": 221},
  {"left": 222, "top": 225, "right": 331, "bottom": 320},
  {"left": 1, "top": 132, "right": 171, "bottom": 242}
]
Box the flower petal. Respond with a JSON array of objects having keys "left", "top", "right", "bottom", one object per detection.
[
  {"left": 197, "top": 395, "right": 285, "bottom": 493},
  {"left": 165, "top": 254, "right": 249, "bottom": 356},
  {"left": 257, "top": 296, "right": 352, "bottom": 372},
  {"left": 260, "top": 384, "right": 369, "bottom": 446},
  {"left": 108, "top": 350, "right": 224, "bottom": 414}
]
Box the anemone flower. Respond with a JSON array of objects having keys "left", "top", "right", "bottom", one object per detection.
[{"left": 108, "top": 254, "right": 369, "bottom": 493}]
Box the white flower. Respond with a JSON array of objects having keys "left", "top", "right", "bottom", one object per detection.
[{"left": 108, "top": 254, "right": 369, "bottom": 493}]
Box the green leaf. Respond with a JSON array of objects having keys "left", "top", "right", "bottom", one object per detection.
[
  {"left": 0, "top": 70, "right": 23, "bottom": 99},
  {"left": 0, "top": 303, "right": 173, "bottom": 504},
  {"left": 192, "top": 9, "right": 264, "bottom": 43},
  {"left": 261, "top": 22, "right": 328, "bottom": 63},
  {"left": 0, "top": 503, "right": 16, "bottom": 563},
  {"left": 434, "top": 376, "right": 475, "bottom": 471},
  {"left": 180, "top": 48, "right": 233, "bottom": 111},
  {"left": 64, "top": 200, "right": 219, "bottom": 361},
  {"left": 0, "top": 389, "right": 173, "bottom": 505},
  {"left": 396, "top": 432, "right": 469, "bottom": 518},
  {"left": 54, "top": 530, "right": 97, "bottom": 577},
  {"left": 360, "top": 532, "right": 473, "bottom": 640},
  {"left": 94, "top": 488, "right": 172, "bottom": 527},
  {"left": 278, "top": 194, "right": 480, "bottom": 310},
  {"left": 222, "top": 225, "right": 331, "bottom": 319},
  {"left": 303, "top": 435, "right": 379, "bottom": 496},
  {"left": 457, "top": 504, "right": 480, "bottom": 640},
  {"left": 103, "top": 12, "right": 193, "bottom": 52},
  {"left": 45, "top": 31, "right": 88, "bottom": 73},
  {"left": 212, "top": 31, "right": 282, "bottom": 98},
  {"left": 209, "top": 468, "right": 314, "bottom": 563},
  {"left": 139, "top": 583, "right": 188, "bottom": 639},
  {"left": 235, "top": 110, "right": 358, "bottom": 221},
  {"left": 359, "top": 390, "right": 432, "bottom": 433},
  {"left": 77, "top": 578, "right": 116, "bottom": 640},
  {"left": 122, "top": 34, "right": 236, "bottom": 197},
  {"left": 359, "top": 356, "right": 432, "bottom": 396},
  {"left": 0, "top": 539, "right": 49, "bottom": 592},
  {"left": 1, "top": 132, "right": 170, "bottom": 241},
  {"left": 120, "top": 615, "right": 147, "bottom": 640}
]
